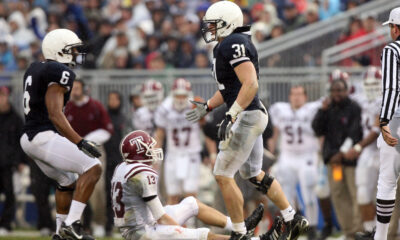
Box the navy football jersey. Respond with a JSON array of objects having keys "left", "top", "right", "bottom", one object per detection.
[
  {"left": 212, "top": 26, "right": 262, "bottom": 111},
  {"left": 22, "top": 61, "right": 76, "bottom": 140}
]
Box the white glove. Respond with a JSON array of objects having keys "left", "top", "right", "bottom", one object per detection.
[{"left": 185, "top": 100, "right": 211, "bottom": 122}]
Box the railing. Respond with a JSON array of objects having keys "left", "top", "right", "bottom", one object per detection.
[
  {"left": 2, "top": 66, "right": 374, "bottom": 117},
  {"left": 256, "top": 0, "right": 397, "bottom": 67},
  {"left": 321, "top": 27, "right": 390, "bottom": 66}
]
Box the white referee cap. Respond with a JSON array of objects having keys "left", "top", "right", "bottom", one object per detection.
[{"left": 383, "top": 7, "right": 400, "bottom": 26}]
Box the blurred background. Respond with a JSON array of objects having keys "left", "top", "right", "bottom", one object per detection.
[{"left": 0, "top": 0, "right": 396, "bottom": 239}]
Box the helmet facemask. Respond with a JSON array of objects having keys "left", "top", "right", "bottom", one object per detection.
[
  {"left": 201, "top": 19, "right": 227, "bottom": 43},
  {"left": 136, "top": 138, "right": 164, "bottom": 163},
  {"left": 60, "top": 43, "right": 86, "bottom": 67}
]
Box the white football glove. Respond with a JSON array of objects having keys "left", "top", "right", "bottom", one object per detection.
[{"left": 185, "top": 100, "right": 211, "bottom": 122}]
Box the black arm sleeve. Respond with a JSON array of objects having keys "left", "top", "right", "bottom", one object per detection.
[
  {"left": 347, "top": 103, "right": 363, "bottom": 144},
  {"left": 312, "top": 109, "right": 329, "bottom": 137}
]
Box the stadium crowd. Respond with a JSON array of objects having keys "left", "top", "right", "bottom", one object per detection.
[{"left": 0, "top": 0, "right": 374, "bottom": 72}]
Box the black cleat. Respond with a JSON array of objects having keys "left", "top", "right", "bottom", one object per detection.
[
  {"left": 259, "top": 216, "right": 284, "bottom": 240},
  {"left": 280, "top": 214, "right": 309, "bottom": 240},
  {"left": 245, "top": 203, "right": 264, "bottom": 237},
  {"left": 355, "top": 229, "right": 375, "bottom": 240},
  {"left": 51, "top": 234, "right": 67, "bottom": 240},
  {"left": 307, "top": 226, "right": 317, "bottom": 240},
  {"left": 230, "top": 231, "right": 250, "bottom": 240},
  {"left": 317, "top": 224, "right": 332, "bottom": 240},
  {"left": 60, "top": 220, "right": 94, "bottom": 240}
]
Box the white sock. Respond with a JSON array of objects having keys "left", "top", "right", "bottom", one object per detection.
[
  {"left": 64, "top": 200, "right": 86, "bottom": 226},
  {"left": 224, "top": 217, "right": 233, "bottom": 231},
  {"left": 363, "top": 220, "right": 375, "bottom": 232},
  {"left": 56, "top": 213, "right": 67, "bottom": 234},
  {"left": 375, "top": 221, "right": 390, "bottom": 240},
  {"left": 232, "top": 221, "right": 247, "bottom": 235},
  {"left": 281, "top": 206, "right": 295, "bottom": 222},
  {"left": 251, "top": 237, "right": 260, "bottom": 240}
]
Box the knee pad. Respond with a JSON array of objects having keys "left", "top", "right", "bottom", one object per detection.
[
  {"left": 249, "top": 173, "right": 274, "bottom": 194},
  {"left": 357, "top": 186, "right": 372, "bottom": 205},
  {"left": 181, "top": 196, "right": 199, "bottom": 215},
  {"left": 56, "top": 183, "right": 75, "bottom": 192}
]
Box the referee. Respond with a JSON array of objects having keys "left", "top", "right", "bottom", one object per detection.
[{"left": 356, "top": 7, "right": 400, "bottom": 240}]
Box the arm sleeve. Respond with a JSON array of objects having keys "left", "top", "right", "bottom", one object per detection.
[
  {"left": 380, "top": 47, "right": 399, "bottom": 122},
  {"left": 219, "top": 36, "right": 251, "bottom": 68},
  {"left": 312, "top": 109, "right": 329, "bottom": 137},
  {"left": 348, "top": 103, "right": 363, "bottom": 144},
  {"left": 46, "top": 63, "right": 75, "bottom": 91},
  {"left": 154, "top": 105, "right": 168, "bottom": 128},
  {"left": 96, "top": 101, "right": 114, "bottom": 134},
  {"left": 138, "top": 172, "right": 159, "bottom": 198},
  {"left": 84, "top": 129, "right": 111, "bottom": 145},
  {"left": 268, "top": 103, "right": 279, "bottom": 126}
]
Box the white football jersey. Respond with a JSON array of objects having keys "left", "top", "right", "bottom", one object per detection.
[
  {"left": 111, "top": 162, "right": 159, "bottom": 230},
  {"left": 133, "top": 107, "right": 156, "bottom": 136},
  {"left": 154, "top": 97, "right": 202, "bottom": 154},
  {"left": 269, "top": 101, "right": 321, "bottom": 154},
  {"left": 351, "top": 93, "right": 380, "bottom": 150}
]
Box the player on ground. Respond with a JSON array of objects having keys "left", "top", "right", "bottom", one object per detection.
[
  {"left": 19, "top": 29, "right": 102, "bottom": 240},
  {"left": 347, "top": 67, "right": 381, "bottom": 234},
  {"left": 269, "top": 85, "right": 321, "bottom": 240},
  {"left": 132, "top": 80, "right": 163, "bottom": 136},
  {"left": 185, "top": 2, "right": 308, "bottom": 239},
  {"left": 355, "top": 8, "right": 400, "bottom": 240},
  {"left": 154, "top": 78, "right": 203, "bottom": 204},
  {"left": 112, "top": 130, "right": 283, "bottom": 240}
]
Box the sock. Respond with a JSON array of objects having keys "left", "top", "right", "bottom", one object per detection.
[
  {"left": 56, "top": 213, "right": 67, "bottom": 234},
  {"left": 232, "top": 222, "right": 247, "bottom": 235},
  {"left": 224, "top": 217, "right": 233, "bottom": 231},
  {"left": 281, "top": 206, "right": 295, "bottom": 222},
  {"left": 375, "top": 199, "right": 395, "bottom": 240},
  {"left": 64, "top": 200, "right": 86, "bottom": 226},
  {"left": 363, "top": 220, "right": 375, "bottom": 232},
  {"left": 251, "top": 237, "right": 260, "bottom": 240}
]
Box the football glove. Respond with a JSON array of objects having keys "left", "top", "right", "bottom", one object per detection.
[
  {"left": 218, "top": 114, "right": 234, "bottom": 141},
  {"left": 77, "top": 139, "right": 102, "bottom": 158},
  {"left": 185, "top": 100, "right": 211, "bottom": 122}
]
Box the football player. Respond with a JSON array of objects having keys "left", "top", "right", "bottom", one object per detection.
[
  {"left": 186, "top": 2, "right": 309, "bottom": 240},
  {"left": 154, "top": 78, "right": 203, "bottom": 205},
  {"left": 269, "top": 85, "right": 321, "bottom": 240},
  {"left": 112, "top": 130, "right": 283, "bottom": 240},
  {"left": 132, "top": 79, "right": 163, "bottom": 136},
  {"left": 19, "top": 29, "right": 102, "bottom": 240},
  {"left": 347, "top": 67, "right": 381, "bottom": 234}
]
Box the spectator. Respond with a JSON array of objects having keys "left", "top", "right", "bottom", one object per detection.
[
  {"left": 312, "top": 79, "right": 363, "bottom": 239},
  {"left": 161, "top": 34, "right": 180, "bottom": 68},
  {"left": 145, "top": 51, "right": 166, "bottom": 70},
  {"left": 304, "top": 2, "right": 320, "bottom": 26},
  {"left": 104, "top": 91, "right": 125, "bottom": 236},
  {"left": 8, "top": 11, "right": 36, "bottom": 50},
  {"left": 319, "top": 0, "right": 341, "bottom": 20},
  {"left": 64, "top": 80, "right": 113, "bottom": 237},
  {"left": 0, "top": 38, "right": 16, "bottom": 72},
  {"left": 283, "top": 2, "right": 305, "bottom": 32},
  {"left": 177, "top": 37, "right": 196, "bottom": 68},
  {"left": 0, "top": 86, "right": 24, "bottom": 236},
  {"left": 193, "top": 51, "right": 210, "bottom": 68}
]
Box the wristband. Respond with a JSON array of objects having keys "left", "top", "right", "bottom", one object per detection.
[
  {"left": 206, "top": 100, "right": 213, "bottom": 112},
  {"left": 227, "top": 101, "right": 244, "bottom": 120},
  {"left": 371, "top": 126, "right": 380, "bottom": 134},
  {"left": 353, "top": 143, "right": 362, "bottom": 153}
]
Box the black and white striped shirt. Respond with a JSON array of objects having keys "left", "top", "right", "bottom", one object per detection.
[{"left": 380, "top": 38, "right": 400, "bottom": 122}]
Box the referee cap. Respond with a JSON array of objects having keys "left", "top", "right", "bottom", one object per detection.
[{"left": 383, "top": 7, "right": 400, "bottom": 26}]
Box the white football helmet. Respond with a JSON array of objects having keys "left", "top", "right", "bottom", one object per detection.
[
  {"left": 42, "top": 29, "right": 84, "bottom": 66},
  {"left": 141, "top": 79, "right": 164, "bottom": 111},
  {"left": 201, "top": 1, "right": 243, "bottom": 43},
  {"left": 362, "top": 66, "right": 382, "bottom": 101},
  {"left": 172, "top": 78, "right": 192, "bottom": 112}
]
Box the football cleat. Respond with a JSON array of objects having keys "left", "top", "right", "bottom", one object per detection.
[
  {"left": 259, "top": 216, "right": 284, "bottom": 240},
  {"left": 229, "top": 231, "right": 249, "bottom": 240},
  {"left": 280, "top": 214, "right": 309, "bottom": 240},
  {"left": 317, "top": 224, "right": 333, "bottom": 240},
  {"left": 355, "top": 229, "right": 375, "bottom": 240},
  {"left": 51, "top": 233, "right": 66, "bottom": 240},
  {"left": 59, "top": 220, "right": 94, "bottom": 240},
  {"left": 244, "top": 203, "right": 264, "bottom": 237}
]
